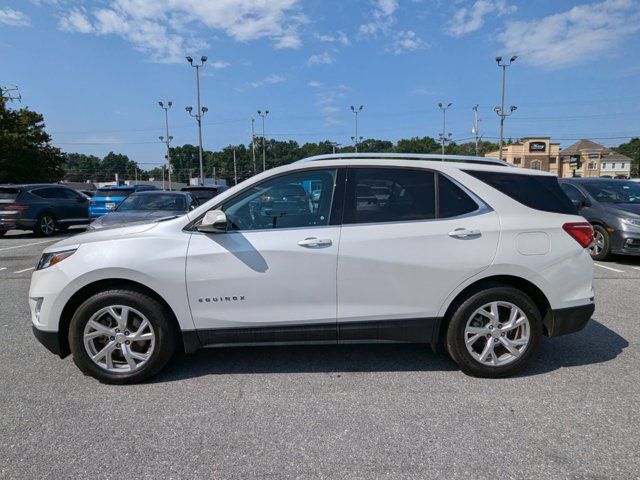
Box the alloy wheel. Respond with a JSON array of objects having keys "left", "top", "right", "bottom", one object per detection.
[
  {"left": 83, "top": 305, "right": 155, "bottom": 373},
  {"left": 590, "top": 230, "right": 605, "bottom": 256},
  {"left": 40, "top": 216, "right": 55, "bottom": 236},
  {"left": 464, "top": 301, "right": 530, "bottom": 367}
]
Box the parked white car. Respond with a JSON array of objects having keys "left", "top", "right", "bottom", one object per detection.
[{"left": 30, "top": 154, "right": 595, "bottom": 383}]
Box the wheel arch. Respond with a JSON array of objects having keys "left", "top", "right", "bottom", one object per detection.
[
  {"left": 57, "top": 278, "right": 197, "bottom": 358},
  {"left": 437, "top": 275, "right": 553, "bottom": 344}
]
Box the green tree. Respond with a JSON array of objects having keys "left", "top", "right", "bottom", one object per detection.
[
  {"left": 169, "top": 144, "right": 200, "bottom": 183},
  {"left": 99, "top": 152, "right": 139, "bottom": 182},
  {"left": 395, "top": 136, "right": 440, "bottom": 154},
  {"left": 63, "top": 153, "right": 101, "bottom": 182},
  {"left": 614, "top": 137, "right": 640, "bottom": 177},
  {"left": 0, "top": 99, "right": 65, "bottom": 183}
]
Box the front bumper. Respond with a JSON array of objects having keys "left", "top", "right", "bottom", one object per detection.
[{"left": 546, "top": 303, "right": 594, "bottom": 337}]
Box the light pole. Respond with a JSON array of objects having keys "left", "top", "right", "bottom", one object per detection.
[
  {"left": 472, "top": 104, "right": 482, "bottom": 156},
  {"left": 186, "top": 55, "right": 208, "bottom": 185},
  {"left": 438, "top": 102, "right": 453, "bottom": 155},
  {"left": 495, "top": 55, "right": 518, "bottom": 160},
  {"left": 329, "top": 142, "right": 341, "bottom": 154},
  {"left": 350, "top": 105, "right": 364, "bottom": 152},
  {"left": 257, "top": 110, "right": 269, "bottom": 171},
  {"left": 232, "top": 147, "right": 238, "bottom": 185},
  {"left": 250, "top": 116, "right": 257, "bottom": 174},
  {"left": 158, "top": 101, "right": 173, "bottom": 190}
]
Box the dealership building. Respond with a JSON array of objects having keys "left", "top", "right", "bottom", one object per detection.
[{"left": 485, "top": 137, "right": 632, "bottom": 178}]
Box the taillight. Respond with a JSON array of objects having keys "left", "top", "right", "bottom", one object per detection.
[
  {"left": 0, "top": 203, "right": 28, "bottom": 215},
  {"left": 89, "top": 200, "right": 96, "bottom": 205},
  {"left": 562, "top": 222, "right": 594, "bottom": 248}
]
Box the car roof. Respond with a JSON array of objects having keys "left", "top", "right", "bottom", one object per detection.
[
  {"left": 560, "top": 178, "right": 635, "bottom": 183},
  {"left": 129, "top": 190, "right": 191, "bottom": 196},
  {"left": 181, "top": 186, "right": 220, "bottom": 191},
  {"left": 0, "top": 184, "right": 70, "bottom": 189}
]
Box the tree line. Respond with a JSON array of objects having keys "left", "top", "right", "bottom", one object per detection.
[{"left": 1, "top": 99, "right": 639, "bottom": 185}]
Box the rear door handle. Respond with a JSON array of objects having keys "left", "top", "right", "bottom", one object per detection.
[
  {"left": 448, "top": 228, "right": 481, "bottom": 239},
  {"left": 298, "top": 237, "right": 333, "bottom": 248}
]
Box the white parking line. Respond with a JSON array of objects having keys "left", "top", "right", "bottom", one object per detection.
[
  {"left": 0, "top": 267, "right": 6, "bottom": 271},
  {"left": 594, "top": 263, "right": 625, "bottom": 273},
  {"left": 0, "top": 239, "right": 59, "bottom": 252},
  {"left": 629, "top": 266, "right": 640, "bottom": 272},
  {"left": 13, "top": 267, "right": 35, "bottom": 274}
]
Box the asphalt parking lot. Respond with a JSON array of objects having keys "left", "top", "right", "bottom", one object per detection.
[{"left": 1, "top": 228, "right": 639, "bottom": 479}]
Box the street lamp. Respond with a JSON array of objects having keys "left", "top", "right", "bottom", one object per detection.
[
  {"left": 257, "top": 109, "right": 269, "bottom": 171},
  {"left": 350, "top": 105, "right": 364, "bottom": 152},
  {"left": 495, "top": 55, "right": 518, "bottom": 160},
  {"left": 158, "top": 101, "right": 174, "bottom": 190},
  {"left": 438, "top": 102, "right": 453, "bottom": 155},
  {"left": 186, "top": 55, "right": 208, "bottom": 185}
]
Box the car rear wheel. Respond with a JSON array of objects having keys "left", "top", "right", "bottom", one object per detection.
[
  {"left": 0, "top": 229, "right": 6, "bottom": 237},
  {"left": 34, "top": 213, "right": 56, "bottom": 237},
  {"left": 445, "top": 286, "right": 542, "bottom": 378},
  {"left": 589, "top": 225, "right": 611, "bottom": 261},
  {"left": 69, "top": 289, "right": 176, "bottom": 384}
]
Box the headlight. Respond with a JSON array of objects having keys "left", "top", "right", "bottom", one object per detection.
[
  {"left": 36, "top": 249, "right": 77, "bottom": 270},
  {"left": 621, "top": 218, "right": 640, "bottom": 228}
]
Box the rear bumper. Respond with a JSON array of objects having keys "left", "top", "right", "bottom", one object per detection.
[
  {"left": 0, "top": 219, "right": 36, "bottom": 230},
  {"left": 546, "top": 303, "right": 594, "bottom": 337},
  {"left": 32, "top": 326, "right": 68, "bottom": 357}
]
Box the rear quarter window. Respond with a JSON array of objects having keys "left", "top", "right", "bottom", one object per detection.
[
  {"left": 464, "top": 170, "right": 578, "bottom": 215},
  {"left": 0, "top": 188, "right": 20, "bottom": 201},
  {"left": 95, "top": 189, "right": 134, "bottom": 197}
]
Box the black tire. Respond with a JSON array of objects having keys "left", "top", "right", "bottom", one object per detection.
[
  {"left": 34, "top": 213, "right": 57, "bottom": 237},
  {"left": 0, "top": 230, "right": 6, "bottom": 237},
  {"left": 69, "top": 289, "right": 177, "bottom": 384},
  {"left": 445, "top": 285, "right": 543, "bottom": 378},
  {"left": 589, "top": 225, "right": 611, "bottom": 261}
]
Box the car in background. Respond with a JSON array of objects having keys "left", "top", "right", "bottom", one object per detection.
[
  {"left": 180, "top": 185, "right": 227, "bottom": 204},
  {"left": 87, "top": 191, "right": 198, "bottom": 231},
  {"left": 560, "top": 178, "right": 640, "bottom": 260},
  {"left": 0, "top": 184, "right": 90, "bottom": 237},
  {"left": 79, "top": 190, "right": 95, "bottom": 198},
  {"left": 89, "top": 185, "right": 157, "bottom": 219}
]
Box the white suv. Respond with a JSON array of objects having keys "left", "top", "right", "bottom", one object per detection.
[{"left": 29, "top": 154, "right": 595, "bottom": 383}]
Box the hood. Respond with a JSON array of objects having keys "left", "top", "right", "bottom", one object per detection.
[
  {"left": 44, "top": 222, "right": 161, "bottom": 253},
  {"left": 602, "top": 203, "right": 640, "bottom": 217},
  {"left": 89, "top": 210, "right": 184, "bottom": 230}
]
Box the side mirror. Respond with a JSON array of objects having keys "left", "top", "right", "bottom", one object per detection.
[
  {"left": 572, "top": 199, "right": 588, "bottom": 209},
  {"left": 197, "top": 209, "right": 227, "bottom": 233}
]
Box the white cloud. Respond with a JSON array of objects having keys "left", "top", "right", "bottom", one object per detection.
[
  {"left": 58, "top": 9, "right": 94, "bottom": 33},
  {"left": 54, "top": 0, "right": 305, "bottom": 62},
  {"left": 0, "top": 8, "right": 31, "bottom": 27},
  {"left": 248, "top": 74, "right": 285, "bottom": 88},
  {"left": 359, "top": 0, "right": 398, "bottom": 36},
  {"left": 498, "top": 0, "right": 640, "bottom": 68},
  {"left": 210, "top": 60, "right": 230, "bottom": 69},
  {"left": 446, "top": 0, "right": 516, "bottom": 37},
  {"left": 388, "top": 30, "right": 428, "bottom": 54},
  {"left": 312, "top": 83, "right": 349, "bottom": 125},
  {"left": 315, "top": 30, "right": 351, "bottom": 46},
  {"left": 308, "top": 80, "right": 322, "bottom": 88},
  {"left": 307, "top": 51, "right": 334, "bottom": 66}
]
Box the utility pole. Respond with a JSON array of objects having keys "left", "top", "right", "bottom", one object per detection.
[
  {"left": 350, "top": 105, "right": 364, "bottom": 152},
  {"left": 257, "top": 110, "right": 269, "bottom": 171},
  {"left": 495, "top": 55, "right": 518, "bottom": 160},
  {"left": 438, "top": 102, "right": 453, "bottom": 155},
  {"left": 232, "top": 147, "right": 238, "bottom": 185},
  {"left": 0, "top": 85, "right": 21, "bottom": 103},
  {"left": 158, "top": 101, "right": 173, "bottom": 191},
  {"left": 186, "top": 55, "right": 208, "bottom": 185},
  {"left": 472, "top": 104, "right": 482, "bottom": 156},
  {"left": 250, "top": 116, "right": 257, "bottom": 174}
]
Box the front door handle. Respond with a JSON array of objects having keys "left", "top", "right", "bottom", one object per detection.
[
  {"left": 298, "top": 237, "right": 333, "bottom": 248},
  {"left": 448, "top": 228, "right": 481, "bottom": 239}
]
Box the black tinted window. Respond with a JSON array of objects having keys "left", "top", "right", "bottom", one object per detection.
[
  {"left": 0, "top": 188, "right": 20, "bottom": 201},
  {"left": 96, "top": 188, "right": 134, "bottom": 197},
  {"left": 438, "top": 174, "right": 478, "bottom": 218},
  {"left": 465, "top": 170, "right": 577, "bottom": 215},
  {"left": 345, "top": 168, "right": 435, "bottom": 224},
  {"left": 560, "top": 184, "right": 586, "bottom": 203},
  {"left": 222, "top": 169, "right": 336, "bottom": 230},
  {"left": 32, "top": 187, "right": 64, "bottom": 199}
]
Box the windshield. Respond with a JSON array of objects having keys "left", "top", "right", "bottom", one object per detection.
[
  {"left": 116, "top": 193, "right": 187, "bottom": 211},
  {"left": 96, "top": 188, "right": 134, "bottom": 197},
  {"left": 0, "top": 188, "right": 20, "bottom": 201},
  {"left": 582, "top": 182, "right": 640, "bottom": 204}
]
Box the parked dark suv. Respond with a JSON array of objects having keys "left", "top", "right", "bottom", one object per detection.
[
  {"left": 0, "top": 184, "right": 90, "bottom": 237},
  {"left": 559, "top": 178, "right": 640, "bottom": 260}
]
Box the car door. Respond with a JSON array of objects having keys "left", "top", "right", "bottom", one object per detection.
[
  {"left": 59, "top": 188, "right": 89, "bottom": 222},
  {"left": 186, "top": 168, "right": 343, "bottom": 344},
  {"left": 336, "top": 167, "right": 500, "bottom": 342}
]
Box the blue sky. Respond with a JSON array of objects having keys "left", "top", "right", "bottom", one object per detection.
[{"left": 1, "top": 0, "right": 640, "bottom": 169}]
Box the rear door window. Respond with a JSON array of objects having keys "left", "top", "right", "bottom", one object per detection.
[
  {"left": 464, "top": 170, "right": 578, "bottom": 215},
  {"left": 344, "top": 168, "right": 436, "bottom": 224}
]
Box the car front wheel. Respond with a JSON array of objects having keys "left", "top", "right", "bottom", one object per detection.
[
  {"left": 445, "top": 286, "right": 542, "bottom": 378},
  {"left": 69, "top": 289, "right": 176, "bottom": 384}
]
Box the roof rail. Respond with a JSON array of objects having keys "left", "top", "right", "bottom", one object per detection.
[{"left": 297, "top": 152, "right": 511, "bottom": 167}]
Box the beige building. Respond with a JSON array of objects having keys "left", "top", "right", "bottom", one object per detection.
[
  {"left": 558, "top": 139, "right": 632, "bottom": 179},
  {"left": 485, "top": 137, "right": 561, "bottom": 175}
]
